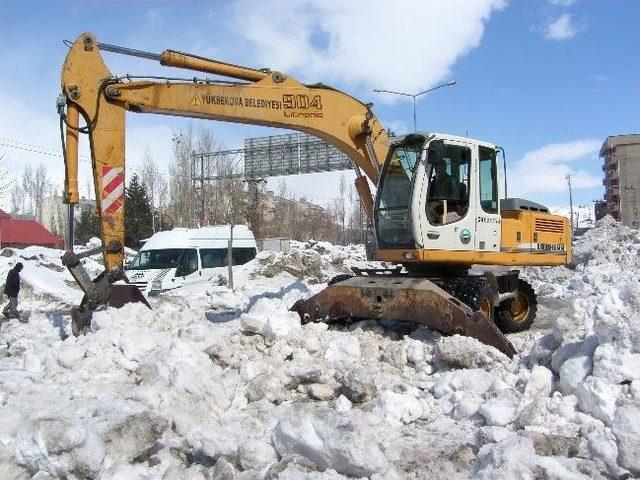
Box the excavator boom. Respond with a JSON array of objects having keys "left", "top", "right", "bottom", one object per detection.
[{"left": 61, "top": 33, "right": 387, "bottom": 272}]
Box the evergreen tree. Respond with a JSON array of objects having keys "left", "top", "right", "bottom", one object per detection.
[
  {"left": 74, "top": 207, "right": 100, "bottom": 244},
  {"left": 125, "top": 174, "right": 153, "bottom": 248}
]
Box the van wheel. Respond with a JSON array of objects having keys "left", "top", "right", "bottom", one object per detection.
[{"left": 496, "top": 279, "right": 537, "bottom": 333}]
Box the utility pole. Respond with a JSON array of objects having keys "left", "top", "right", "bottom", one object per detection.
[{"left": 566, "top": 173, "right": 574, "bottom": 231}]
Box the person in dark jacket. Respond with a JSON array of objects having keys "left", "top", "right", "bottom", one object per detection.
[{"left": 3, "top": 262, "right": 23, "bottom": 318}]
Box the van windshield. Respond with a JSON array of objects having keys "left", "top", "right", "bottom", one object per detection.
[{"left": 128, "top": 249, "right": 186, "bottom": 270}]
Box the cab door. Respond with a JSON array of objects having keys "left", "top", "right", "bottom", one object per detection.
[
  {"left": 474, "top": 146, "right": 501, "bottom": 252},
  {"left": 414, "top": 139, "right": 477, "bottom": 251}
]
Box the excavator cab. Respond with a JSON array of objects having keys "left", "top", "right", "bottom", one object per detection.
[{"left": 374, "top": 132, "right": 502, "bottom": 258}]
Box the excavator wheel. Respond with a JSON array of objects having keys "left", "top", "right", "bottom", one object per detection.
[
  {"left": 495, "top": 279, "right": 537, "bottom": 333},
  {"left": 440, "top": 277, "right": 495, "bottom": 322}
]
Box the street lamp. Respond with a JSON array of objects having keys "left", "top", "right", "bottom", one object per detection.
[{"left": 374, "top": 80, "right": 456, "bottom": 132}]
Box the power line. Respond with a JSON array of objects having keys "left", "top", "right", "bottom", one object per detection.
[
  {"left": 0, "top": 142, "right": 89, "bottom": 162},
  {"left": 0, "top": 138, "right": 171, "bottom": 174},
  {"left": 0, "top": 136, "right": 91, "bottom": 158}
]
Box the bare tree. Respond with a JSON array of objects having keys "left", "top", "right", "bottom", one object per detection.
[
  {"left": 141, "top": 147, "right": 164, "bottom": 233},
  {"left": 245, "top": 179, "right": 266, "bottom": 238},
  {"left": 0, "top": 152, "right": 10, "bottom": 203},
  {"left": 9, "top": 184, "right": 24, "bottom": 213},
  {"left": 274, "top": 178, "right": 297, "bottom": 237},
  {"left": 332, "top": 174, "right": 348, "bottom": 244},
  {"left": 20, "top": 163, "right": 51, "bottom": 220},
  {"left": 214, "top": 150, "right": 246, "bottom": 290},
  {"left": 33, "top": 163, "right": 52, "bottom": 222},
  {"left": 22, "top": 164, "right": 34, "bottom": 214},
  {"left": 347, "top": 183, "right": 366, "bottom": 244},
  {"left": 168, "top": 128, "right": 195, "bottom": 227},
  {"left": 195, "top": 128, "right": 217, "bottom": 225}
]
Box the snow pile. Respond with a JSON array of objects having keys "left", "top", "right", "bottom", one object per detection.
[
  {"left": 0, "top": 246, "right": 99, "bottom": 309},
  {"left": 525, "top": 216, "right": 640, "bottom": 475},
  {"left": 0, "top": 237, "right": 140, "bottom": 308},
  {"left": 252, "top": 240, "right": 373, "bottom": 284},
  {"left": 0, "top": 218, "right": 639, "bottom": 478}
]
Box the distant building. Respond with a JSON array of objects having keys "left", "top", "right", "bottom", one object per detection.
[
  {"left": 0, "top": 209, "right": 64, "bottom": 249},
  {"left": 600, "top": 134, "right": 640, "bottom": 228},
  {"left": 40, "top": 195, "right": 95, "bottom": 243},
  {"left": 594, "top": 200, "right": 608, "bottom": 221}
]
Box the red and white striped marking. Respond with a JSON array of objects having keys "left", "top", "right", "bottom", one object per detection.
[{"left": 101, "top": 166, "right": 124, "bottom": 214}]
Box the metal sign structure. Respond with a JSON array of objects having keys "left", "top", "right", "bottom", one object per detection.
[
  {"left": 191, "top": 132, "right": 354, "bottom": 226},
  {"left": 243, "top": 132, "right": 352, "bottom": 178},
  {"left": 191, "top": 132, "right": 353, "bottom": 182}
]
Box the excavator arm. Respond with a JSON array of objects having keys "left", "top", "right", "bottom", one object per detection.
[
  {"left": 59, "top": 32, "right": 389, "bottom": 331},
  {"left": 61, "top": 33, "right": 388, "bottom": 271}
]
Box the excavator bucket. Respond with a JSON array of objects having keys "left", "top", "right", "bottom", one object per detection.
[
  {"left": 71, "top": 284, "right": 150, "bottom": 336},
  {"left": 107, "top": 284, "right": 152, "bottom": 309},
  {"left": 291, "top": 276, "right": 517, "bottom": 358},
  {"left": 62, "top": 247, "right": 151, "bottom": 335}
]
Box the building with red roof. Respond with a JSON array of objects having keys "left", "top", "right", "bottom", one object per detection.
[{"left": 0, "top": 209, "right": 64, "bottom": 249}]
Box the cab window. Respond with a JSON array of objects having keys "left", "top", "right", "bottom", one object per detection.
[
  {"left": 479, "top": 146, "right": 499, "bottom": 214},
  {"left": 426, "top": 144, "right": 471, "bottom": 225},
  {"left": 375, "top": 137, "right": 423, "bottom": 248}
]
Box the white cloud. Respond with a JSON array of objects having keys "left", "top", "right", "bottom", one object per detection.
[
  {"left": 544, "top": 14, "right": 585, "bottom": 40},
  {"left": 588, "top": 74, "right": 611, "bottom": 83},
  {"left": 228, "top": 0, "right": 506, "bottom": 94},
  {"left": 508, "top": 139, "right": 601, "bottom": 197},
  {"left": 548, "top": 0, "right": 579, "bottom": 6},
  {"left": 381, "top": 119, "right": 411, "bottom": 137}
]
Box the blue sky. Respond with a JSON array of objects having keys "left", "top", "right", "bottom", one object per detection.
[{"left": 0, "top": 0, "right": 638, "bottom": 209}]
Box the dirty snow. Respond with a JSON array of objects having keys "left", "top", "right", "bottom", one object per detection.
[{"left": 0, "top": 218, "right": 639, "bottom": 478}]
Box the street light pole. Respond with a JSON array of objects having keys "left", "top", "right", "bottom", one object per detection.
[
  {"left": 374, "top": 80, "right": 456, "bottom": 131},
  {"left": 566, "top": 173, "right": 574, "bottom": 231}
]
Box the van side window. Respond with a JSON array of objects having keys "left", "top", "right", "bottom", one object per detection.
[
  {"left": 200, "top": 248, "right": 257, "bottom": 268},
  {"left": 200, "top": 249, "right": 226, "bottom": 268},
  {"left": 232, "top": 248, "right": 257, "bottom": 265},
  {"left": 177, "top": 249, "right": 198, "bottom": 276}
]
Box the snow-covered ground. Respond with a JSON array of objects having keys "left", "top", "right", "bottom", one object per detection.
[{"left": 1, "top": 220, "right": 639, "bottom": 479}]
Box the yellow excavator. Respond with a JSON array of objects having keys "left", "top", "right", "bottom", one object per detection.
[{"left": 59, "top": 33, "right": 572, "bottom": 356}]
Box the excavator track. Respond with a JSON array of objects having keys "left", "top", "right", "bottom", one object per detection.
[{"left": 291, "top": 272, "right": 517, "bottom": 358}]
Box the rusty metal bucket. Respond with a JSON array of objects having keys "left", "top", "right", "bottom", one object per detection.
[
  {"left": 71, "top": 284, "right": 151, "bottom": 336},
  {"left": 291, "top": 276, "right": 517, "bottom": 358},
  {"left": 107, "top": 284, "right": 151, "bottom": 309}
]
